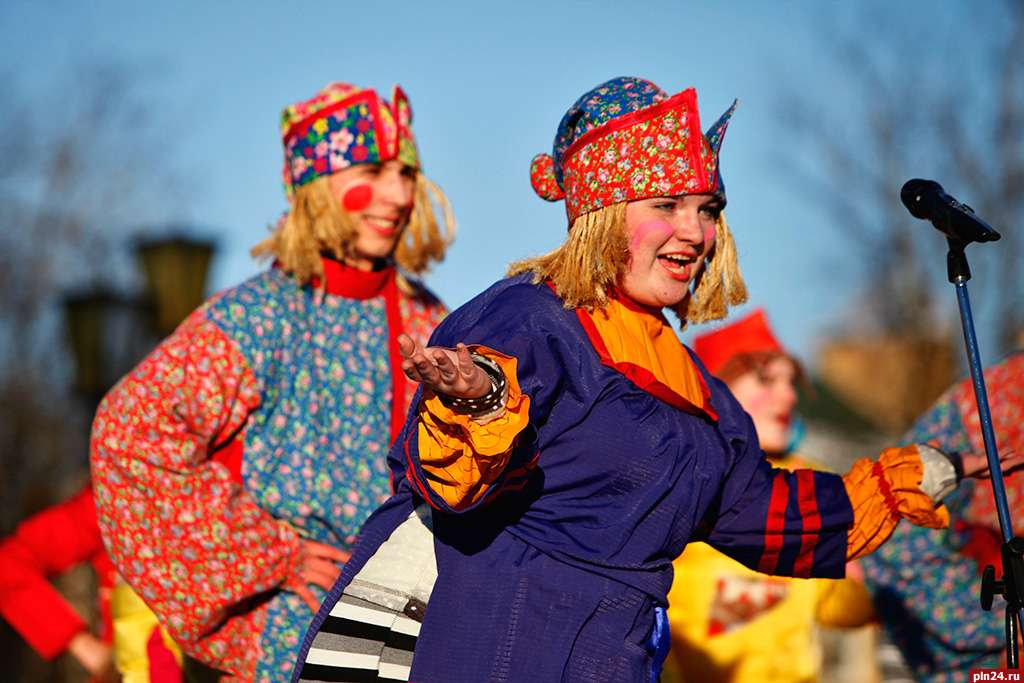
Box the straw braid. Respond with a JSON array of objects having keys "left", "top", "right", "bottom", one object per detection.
[
  {"left": 508, "top": 202, "right": 628, "bottom": 310},
  {"left": 682, "top": 211, "right": 748, "bottom": 325}
]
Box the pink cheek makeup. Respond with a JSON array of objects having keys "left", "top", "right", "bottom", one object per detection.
[
  {"left": 631, "top": 219, "right": 674, "bottom": 250},
  {"left": 342, "top": 183, "right": 373, "bottom": 212},
  {"left": 702, "top": 220, "right": 717, "bottom": 249}
]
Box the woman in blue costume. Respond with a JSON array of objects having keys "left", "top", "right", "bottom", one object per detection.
[{"left": 292, "top": 77, "right": 1005, "bottom": 683}]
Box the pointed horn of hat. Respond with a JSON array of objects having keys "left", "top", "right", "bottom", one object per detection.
[
  {"left": 392, "top": 85, "right": 413, "bottom": 123},
  {"left": 705, "top": 99, "right": 739, "bottom": 158}
]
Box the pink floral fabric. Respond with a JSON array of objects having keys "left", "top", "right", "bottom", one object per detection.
[
  {"left": 92, "top": 267, "right": 447, "bottom": 681},
  {"left": 91, "top": 309, "right": 298, "bottom": 678}
]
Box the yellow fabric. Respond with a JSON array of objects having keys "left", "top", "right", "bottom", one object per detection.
[
  {"left": 111, "top": 582, "right": 183, "bottom": 683},
  {"left": 815, "top": 574, "right": 877, "bottom": 627},
  {"left": 588, "top": 297, "right": 710, "bottom": 412},
  {"left": 665, "top": 454, "right": 875, "bottom": 683},
  {"left": 418, "top": 347, "right": 531, "bottom": 510},
  {"left": 844, "top": 444, "right": 949, "bottom": 561},
  {"left": 667, "top": 543, "right": 838, "bottom": 683}
]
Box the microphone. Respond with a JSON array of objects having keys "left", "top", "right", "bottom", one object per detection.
[{"left": 900, "top": 179, "right": 1000, "bottom": 244}]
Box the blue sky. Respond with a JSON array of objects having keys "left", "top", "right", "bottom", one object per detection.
[{"left": 2, "top": 0, "right": 999, "bottom": 361}]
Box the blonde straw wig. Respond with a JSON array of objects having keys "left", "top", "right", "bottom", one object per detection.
[
  {"left": 508, "top": 203, "right": 746, "bottom": 326},
  {"left": 252, "top": 172, "right": 455, "bottom": 286}
]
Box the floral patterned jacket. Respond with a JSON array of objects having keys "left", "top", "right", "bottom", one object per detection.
[{"left": 91, "top": 259, "right": 444, "bottom": 681}]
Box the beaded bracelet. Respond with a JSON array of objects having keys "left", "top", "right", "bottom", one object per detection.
[{"left": 437, "top": 353, "right": 508, "bottom": 418}]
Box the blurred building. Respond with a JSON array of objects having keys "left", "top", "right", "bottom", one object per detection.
[{"left": 816, "top": 336, "right": 957, "bottom": 436}]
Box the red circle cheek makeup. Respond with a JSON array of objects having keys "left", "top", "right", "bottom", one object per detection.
[{"left": 342, "top": 183, "right": 373, "bottom": 212}]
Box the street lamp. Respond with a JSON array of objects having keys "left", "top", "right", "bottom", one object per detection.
[
  {"left": 62, "top": 287, "right": 144, "bottom": 407},
  {"left": 62, "top": 234, "right": 216, "bottom": 405},
  {"left": 136, "top": 235, "right": 216, "bottom": 337}
]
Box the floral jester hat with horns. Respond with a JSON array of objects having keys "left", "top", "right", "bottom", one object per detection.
[
  {"left": 280, "top": 82, "right": 419, "bottom": 199},
  {"left": 530, "top": 76, "right": 737, "bottom": 221},
  {"left": 525, "top": 76, "right": 746, "bottom": 324}
]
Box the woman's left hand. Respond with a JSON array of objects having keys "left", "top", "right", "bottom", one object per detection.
[{"left": 397, "top": 334, "right": 491, "bottom": 399}]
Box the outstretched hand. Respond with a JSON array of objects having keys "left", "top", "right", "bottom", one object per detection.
[
  {"left": 288, "top": 540, "right": 351, "bottom": 612},
  {"left": 962, "top": 449, "right": 1024, "bottom": 480},
  {"left": 398, "top": 333, "right": 491, "bottom": 399}
]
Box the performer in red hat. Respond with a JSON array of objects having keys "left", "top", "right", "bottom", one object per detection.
[
  {"left": 293, "top": 76, "right": 1016, "bottom": 683},
  {"left": 91, "top": 82, "right": 454, "bottom": 681}
]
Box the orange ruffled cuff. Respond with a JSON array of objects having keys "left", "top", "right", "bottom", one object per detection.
[
  {"left": 844, "top": 444, "right": 950, "bottom": 561},
  {"left": 417, "top": 346, "right": 531, "bottom": 511}
]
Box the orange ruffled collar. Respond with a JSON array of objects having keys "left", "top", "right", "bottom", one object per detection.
[{"left": 576, "top": 292, "right": 717, "bottom": 421}]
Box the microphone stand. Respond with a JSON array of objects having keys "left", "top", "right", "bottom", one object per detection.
[{"left": 945, "top": 237, "right": 1023, "bottom": 668}]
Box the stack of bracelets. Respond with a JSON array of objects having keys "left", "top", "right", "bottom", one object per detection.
[{"left": 437, "top": 354, "right": 508, "bottom": 419}]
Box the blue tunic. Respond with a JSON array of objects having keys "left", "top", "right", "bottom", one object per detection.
[{"left": 293, "top": 275, "right": 855, "bottom": 682}]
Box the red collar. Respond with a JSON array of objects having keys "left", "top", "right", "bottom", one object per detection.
[{"left": 310, "top": 257, "right": 395, "bottom": 299}]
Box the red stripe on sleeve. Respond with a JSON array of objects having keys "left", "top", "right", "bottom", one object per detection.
[
  {"left": 403, "top": 426, "right": 438, "bottom": 509},
  {"left": 757, "top": 474, "right": 790, "bottom": 574},
  {"left": 792, "top": 470, "right": 822, "bottom": 578}
]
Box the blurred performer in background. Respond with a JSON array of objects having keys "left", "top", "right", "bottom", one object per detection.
[
  {"left": 663, "top": 309, "right": 877, "bottom": 683},
  {"left": 0, "top": 483, "right": 182, "bottom": 682},
  {"left": 859, "top": 350, "right": 1024, "bottom": 681},
  {"left": 91, "top": 81, "right": 455, "bottom": 682}
]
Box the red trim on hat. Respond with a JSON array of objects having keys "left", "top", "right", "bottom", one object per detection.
[
  {"left": 692, "top": 309, "right": 786, "bottom": 376},
  {"left": 685, "top": 95, "right": 711, "bottom": 192},
  {"left": 391, "top": 85, "right": 412, "bottom": 160},
  {"left": 367, "top": 94, "right": 390, "bottom": 159},
  {"left": 284, "top": 89, "right": 379, "bottom": 144},
  {"left": 562, "top": 88, "right": 697, "bottom": 169}
]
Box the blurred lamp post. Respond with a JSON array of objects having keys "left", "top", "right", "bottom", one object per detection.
[
  {"left": 136, "top": 235, "right": 215, "bottom": 337},
  {"left": 63, "top": 234, "right": 215, "bottom": 405},
  {"left": 62, "top": 287, "right": 134, "bottom": 406}
]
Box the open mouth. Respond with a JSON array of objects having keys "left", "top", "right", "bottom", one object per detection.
[{"left": 657, "top": 253, "right": 697, "bottom": 279}]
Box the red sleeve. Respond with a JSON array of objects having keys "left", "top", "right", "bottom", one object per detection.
[
  {"left": 0, "top": 485, "right": 103, "bottom": 659},
  {"left": 90, "top": 309, "right": 301, "bottom": 669}
]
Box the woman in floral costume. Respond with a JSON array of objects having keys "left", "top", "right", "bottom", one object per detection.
[
  {"left": 91, "top": 81, "right": 454, "bottom": 681},
  {"left": 292, "top": 76, "right": 1003, "bottom": 683}
]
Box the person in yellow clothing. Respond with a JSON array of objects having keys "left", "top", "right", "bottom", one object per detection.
[
  {"left": 111, "top": 580, "right": 185, "bottom": 682},
  {"left": 664, "top": 309, "right": 877, "bottom": 683}
]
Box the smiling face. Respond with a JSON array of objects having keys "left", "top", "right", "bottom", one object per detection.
[
  {"left": 620, "top": 194, "right": 721, "bottom": 309},
  {"left": 728, "top": 355, "right": 798, "bottom": 453},
  {"left": 327, "top": 160, "right": 417, "bottom": 270}
]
